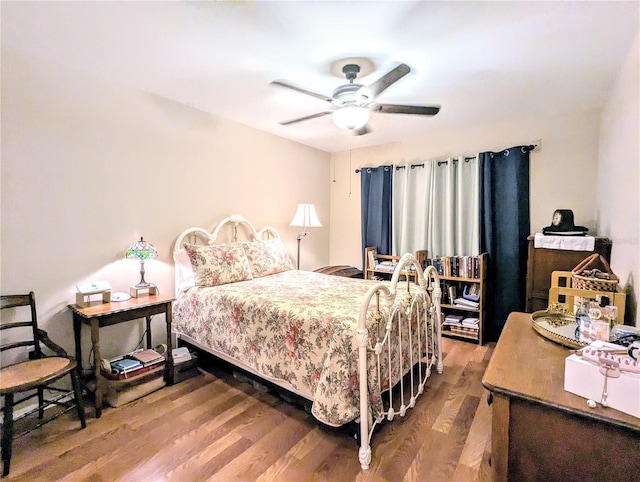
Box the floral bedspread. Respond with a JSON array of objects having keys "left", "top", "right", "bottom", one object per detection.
[{"left": 172, "top": 270, "right": 429, "bottom": 426}]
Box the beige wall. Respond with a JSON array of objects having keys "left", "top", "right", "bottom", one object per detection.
[
  {"left": 1, "top": 49, "right": 331, "bottom": 360},
  {"left": 329, "top": 110, "right": 602, "bottom": 267},
  {"left": 597, "top": 31, "right": 639, "bottom": 326}
]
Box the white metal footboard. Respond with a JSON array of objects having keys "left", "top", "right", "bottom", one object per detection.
[{"left": 356, "top": 253, "right": 442, "bottom": 470}]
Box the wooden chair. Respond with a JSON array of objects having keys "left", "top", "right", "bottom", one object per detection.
[{"left": 1, "top": 292, "right": 86, "bottom": 476}]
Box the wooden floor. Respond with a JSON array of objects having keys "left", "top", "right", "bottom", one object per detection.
[{"left": 5, "top": 337, "right": 495, "bottom": 481}]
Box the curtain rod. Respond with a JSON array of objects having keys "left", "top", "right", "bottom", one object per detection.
[
  {"left": 437, "top": 156, "right": 476, "bottom": 166},
  {"left": 395, "top": 163, "right": 425, "bottom": 170},
  {"left": 354, "top": 166, "right": 392, "bottom": 173},
  {"left": 355, "top": 145, "right": 536, "bottom": 173}
]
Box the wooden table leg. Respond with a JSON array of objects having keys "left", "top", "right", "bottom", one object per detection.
[
  {"left": 90, "top": 317, "right": 103, "bottom": 418},
  {"left": 491, "top": 393, "right": 510, "bottom": 482},
  {"left": 73, "top": 314, "right": 83, "bottom": 377},
  {"left": 145, "top": 316, "right": 152, "bottom": 348},
  {"left": 165, "top": 303, "right": 174, "bottom": 386}
]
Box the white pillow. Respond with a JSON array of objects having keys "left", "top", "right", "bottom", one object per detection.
[{"left": 175, "top": 249, "right": 195, "bottom": 292}]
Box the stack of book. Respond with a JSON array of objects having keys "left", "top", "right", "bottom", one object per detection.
[
  {"left": 442, "top": 314, "right": 479, "bottom": 337},
  {"left": 103, "top": 348, "right": 165, "bottom": 380},
  {"left": 442, "top": 314, "right": 464, "bottom": 328},
  {"left": 172, "top": 346, "right": 192, "bottom": 362},
  {"left": 461, "top": 317, "right": 479, "bottom": 328},
  {"left": 374, "top": 260, "right": 397, "bottom": 273}
]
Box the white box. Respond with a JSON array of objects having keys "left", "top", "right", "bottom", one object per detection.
[{"left": 564, "top": 343, "right": 640, "bottom": 419}]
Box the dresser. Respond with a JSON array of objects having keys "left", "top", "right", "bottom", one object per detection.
[
  {"left": 482, "top": 312, "right": 640, "bottom": 482},
  {"left": 525, "top": 235, "right": 612, "bottom": 312}
]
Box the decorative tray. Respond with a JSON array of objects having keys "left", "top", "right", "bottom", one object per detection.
[{"left": 531, "top": 310, "right": 587, "bottom": 349}]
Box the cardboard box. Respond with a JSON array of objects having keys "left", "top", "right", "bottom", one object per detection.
[{"left": 564, "top": 344, "right": 640, "bottom": 418}]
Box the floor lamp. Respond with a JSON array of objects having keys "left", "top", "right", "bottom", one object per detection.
[{"left": 290, "top": 203, "right": 322, "bottom": 270}]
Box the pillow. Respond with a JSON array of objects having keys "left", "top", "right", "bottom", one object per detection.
[
  {"left": 242, "top": 238, "right": 294, "bottom": 278},
  {"left": 175, "top": 248, "right": 195, "bottom": 292},
  {"left": 183, "top": 243, "right": 253, "bottom": 288}
]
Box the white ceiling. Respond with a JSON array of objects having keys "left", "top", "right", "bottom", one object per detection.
[{"left": 2, "top": 1, "right": 638, "bottom": 153}]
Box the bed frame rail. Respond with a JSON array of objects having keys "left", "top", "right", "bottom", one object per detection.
[{"left": 356, "top": 253, "right": 442, "bottom": 470}]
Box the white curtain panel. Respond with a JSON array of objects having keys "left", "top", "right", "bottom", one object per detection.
[
  {"left": 455, "top": 155, "right": 480, "bottom": 255},
  {"left": 392, "top": 156, "right": 480, "bottom": 258},
  {"left": 392, "top": 162, "right": 435, "bottom": 256}
]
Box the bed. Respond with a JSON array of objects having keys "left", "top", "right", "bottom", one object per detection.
[{"left": 172, "top": 214, "right": 443, "bottom": 470}]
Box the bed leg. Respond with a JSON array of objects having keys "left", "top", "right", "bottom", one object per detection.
[
  {"left": 359, "top": 445, "right": 371, "bottom": 470},
  {"left": 356, "top": 327, "right": 371, "bottom": 470}
]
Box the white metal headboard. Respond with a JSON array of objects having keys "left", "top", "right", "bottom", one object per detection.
[{"left": 173, "top": 214, "right": 281, "bottom": 295}]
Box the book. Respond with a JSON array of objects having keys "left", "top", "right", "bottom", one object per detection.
[
  {"left": 131, "top": 348, "right": 164, "bottom": 365},
  {"left": 172, "top": 347, "right": 192, "bottom": 361},
  {"left": 374, "top": 263, "right": 396, "bottom": 273},
  {"left": 102, "top": 362, "right": 163, "bottom": 380},
  {"left": 367, "top": 248, "right": 377, "bottom": 271},
  {"left": 447, "top": 286, "right": 457, "bottom": 304},
  {"left": 454, "top": 297, "right": 479, "bottom": 309},
  {"left": 462, "top": 317, "right": 479, "bottom": 327},
  {"left": 111, "top": 358, "right": 142, "bottom": 374},
  {"left": 443, "top": 314, "right": 464, "bottom": 326}
]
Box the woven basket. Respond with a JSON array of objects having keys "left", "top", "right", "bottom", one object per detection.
[{"left": 571, "top": 253, "right": 618, "bottom": 292}]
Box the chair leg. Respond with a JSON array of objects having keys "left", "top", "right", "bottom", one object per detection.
[
  {"left": 38, "top": 387, "right": 45, "bottom": 419},
  {"left": 70, "top": 370, "right": 87, "bottom": 429},
  {"left": 2, "top": 393, "right": 14, "bottom": 476}
]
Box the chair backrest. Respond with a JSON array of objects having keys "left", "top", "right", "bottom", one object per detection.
[{"left": 0, "top": 292, "right": 42, "bottom": 365}]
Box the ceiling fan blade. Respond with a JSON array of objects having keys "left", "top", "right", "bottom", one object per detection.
[
  {"left": 352, "top": 124, "right": 372, "bottom": 136},
  {"left": 367, "top": 63, "right": 411, "bottom": 98},
  {"left": 279, "top": 111, "right": 333, "bottom": 126},
  {"left": 270, "top": 80, "right": 334, "bottom": 103},
  {"left": 374, "top": 104, "right": 441, "bottom": 116}
]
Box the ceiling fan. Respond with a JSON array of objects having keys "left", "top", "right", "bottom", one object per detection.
[{"left": 271, "top": 63, "right": 440, "bottom": 136}]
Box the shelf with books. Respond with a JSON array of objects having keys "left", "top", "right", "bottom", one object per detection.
[
  {"left": 430, "top": 253, "right": 488, "bottom": 345},
  {"left": 364, "top": 247, "right": 427, "bottom": 283}
]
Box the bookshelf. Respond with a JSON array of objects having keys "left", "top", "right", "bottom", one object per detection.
[
  {"left": 431, "top": 253, "right": 488, "bottom": 345},
  {"left": 364, "top": 247, "right": 427, "bottom": 283}
]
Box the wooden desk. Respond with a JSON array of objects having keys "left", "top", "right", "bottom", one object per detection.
[
  {"left": 69, "top": 294, "right": 174, "bottom": 418},
  {"left": 482, "top": 312, "right": 640, "bottom": 482}
]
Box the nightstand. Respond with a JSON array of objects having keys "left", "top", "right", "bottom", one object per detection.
[{"left": 68, "top": 294, "right": 175, "bottom": 418}]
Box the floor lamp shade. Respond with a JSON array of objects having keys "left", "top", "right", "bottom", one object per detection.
[
  {"left": 290, "top": 204, "right": 322, "bottom": 270},
  {"left": 290, "top": 203, "right": 322, "bottom": 230}
]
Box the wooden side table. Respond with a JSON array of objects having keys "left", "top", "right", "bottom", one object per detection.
[
  {"left": 482, "top": 312, "right": 640, "bottom": 481},
  {"left": 68, "top": 294, "right": 175, "bottom": 418}
]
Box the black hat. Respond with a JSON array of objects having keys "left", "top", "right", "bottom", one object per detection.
[{"left": 542, "top": 209, "right": 589, "bottom": 236}]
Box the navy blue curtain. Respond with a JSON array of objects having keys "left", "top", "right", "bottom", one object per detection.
[
  {"left": 360, "top": 165, "right": 393, "bottom": 267},
  {"left": 480, "top": 146, "right": 532, "bottom": 341}
]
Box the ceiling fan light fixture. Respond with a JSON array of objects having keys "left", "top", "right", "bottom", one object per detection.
[{"left": 332, "top": 105, "right": 370, "bottom": 130}]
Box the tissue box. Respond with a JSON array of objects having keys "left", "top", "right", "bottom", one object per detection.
[{"left": 564, "top": 343, "right": 640, "bottom": 418}]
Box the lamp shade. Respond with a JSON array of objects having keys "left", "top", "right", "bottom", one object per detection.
[
  {"left": 290, "top": 204, "right": 322, "bottom": 229},
  {"left": 332, "top": 106, "right": 370, "bottom": 130},
  {"left": 125, "top": 237, "right": 158, "bottom": 260}
]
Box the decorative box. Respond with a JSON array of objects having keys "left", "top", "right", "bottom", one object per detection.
[
  {"left": 173, "top": 351, "right": 199, "bottom": 384},
  {"left": 104, "top": 365, "right": 165, "bottom": 408},
  {"left": 564, "top": 341, "right": 640, "bottom": 419}
]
